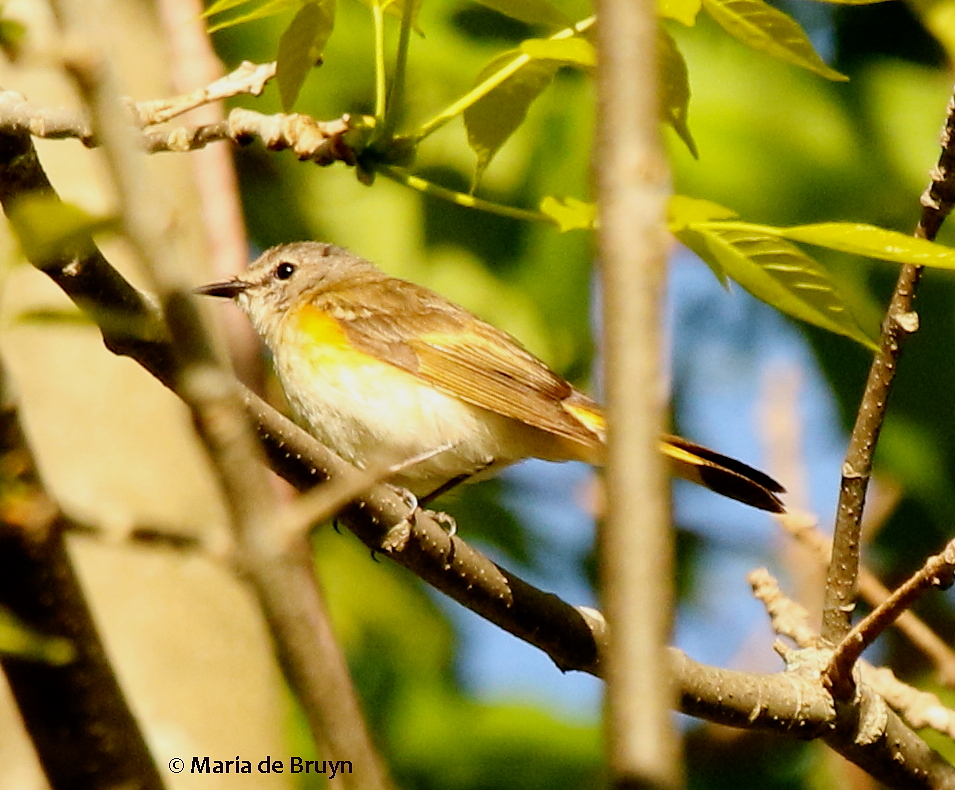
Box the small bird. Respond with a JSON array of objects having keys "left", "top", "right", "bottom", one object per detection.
[{"left": 196, "top": 242, "right": 785, "bottom": 512}]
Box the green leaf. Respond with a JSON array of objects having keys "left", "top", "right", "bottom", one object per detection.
[
  {"left": 7, "top": 195, "right": 116, "bottom": 264},
  {"left": 520, "top": 37, "right": 596, "bottom": 68},
  {"left": 464, "top": 51, "right": 560, "bottom": 189},
  {"left": 770, "top": 223, "right": 955, "bottom": 268},
  {"left": 700, "top": 0, "right": 849, "bottom": 81},
  {"left": 658, "top": 30, "right": 697, "bottom": 158},
  {"left": 0, "top": 607, "right": 74, "bottom": 665},
  {"left": 206, "top": 0, "right": 300, "bottom": 32},
  {"left": 203, "top": 0, "right": 260, "bottom": 17},
  {"left": 659, "top": 0, "right": 702, "bottom": 25},
  {"left": 464, "top": 37, "right": 595, "bottom": 186},
  {"left": 471, "top": 0, "right": 573, "bottom": 28},
  {"left": 540, "top": 196, "right": 596, "bottom": 231},
  {"left": 667, "top": 194, "right": 738, "bottom": 229},
  {"left": 677, "top": 223, "right": 877, "bottom": 348},
  {"left": 277, "top": 0, "right": 336, "bottom": 110}
]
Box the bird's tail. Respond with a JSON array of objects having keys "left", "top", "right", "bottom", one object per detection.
[
  {"left": 562, "top": 393, "right": 786, "bottom": 512},
  {"left": 661, "top": 434, "right": 786, "bottom": 513}
]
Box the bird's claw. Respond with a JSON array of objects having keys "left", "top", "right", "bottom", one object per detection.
[{"left": 380, "top": 486, "right": 419, "bottom": 552}]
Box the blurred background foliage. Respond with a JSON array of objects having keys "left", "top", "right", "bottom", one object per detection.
[{"left": 208, "top": 0, "right": 955, "bottom": 786}]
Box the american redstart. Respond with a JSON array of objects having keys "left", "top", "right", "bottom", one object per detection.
[{"left": 196, "top": 242, "right": 785, "bottom": 512}]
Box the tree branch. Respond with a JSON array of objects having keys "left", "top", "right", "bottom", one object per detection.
[
  {"left": 0, "top": 392, "right": 165, "bottom": 790},
  {"left": 822, "top": 85, "right": 955, "bottom": 655},
  {"left": 780, "top": 513, "right": 955, "bottom": 685},
  {"left": 596, "top": 0, "right": 677, "bottom": 784},
  {"left": 828, "top": 539, "right": 955, "bottom": 692}
]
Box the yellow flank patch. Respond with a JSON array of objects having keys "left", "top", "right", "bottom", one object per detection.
[
  {"left": 563, "top": 402, "right": 606, "bottom": 435},
  {"left": 287, "top": 303, "right": 389, "bottom": 374},
  {"left": 292, "top": 303, "right": 353, "bottom": 350}
]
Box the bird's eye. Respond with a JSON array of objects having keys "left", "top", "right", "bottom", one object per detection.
[{"left": 275, "top": 262, "right": 296, "bottom": 280}]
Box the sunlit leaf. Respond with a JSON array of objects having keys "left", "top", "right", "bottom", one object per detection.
[
  {"left": 0, "top": 607, "right": 74, "bottom": 665},
  {"left": 700, "top": 0, "right": 848, "bottom": 81},
  {"left": 667, "top": 194, "right": 738, "bottom": 229},
  {"left": 277, "top": 0, "right": 336, "bottom": 110},
  {"left": 659, "top": 30, "right": 697, "bottom": 157},
  {"left": 659, "top": 0, "right": 702, "bottom": 25},
  {"left": 206, "top": 0, "right": 300, "bottom": 32},
  {"left": 770, "top": 222, "right": 955, "bottom": 267},
  {"left": 540, "top": 196, "right": 596, "bottom": 231},
  {"left": 520, "top": 37, "right": 596, "bottom": 68},
  {"left": 464, "top": 52, "right": 559, "bottom": 189},
  {"left": 471, "top": 0, "right": 573, "bottom": 28},
  {"left": 465, "top": 37, "right": 595, "bottom": 187},
  {"left": 7, "top": 195, "right": 116, "bottom": 264},
  {"left": 677, "top": 223, "right": 876, "bottom": 348}
]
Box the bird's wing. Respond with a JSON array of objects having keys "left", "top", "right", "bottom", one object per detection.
[{"left": 319, "top": 281, "right": 603, "bottom": 448}]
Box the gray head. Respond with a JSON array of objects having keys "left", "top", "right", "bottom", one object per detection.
[{"left": 195, "top": 242, "right": 386, "bottom": 338}]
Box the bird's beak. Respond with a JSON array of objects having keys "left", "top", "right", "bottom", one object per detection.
[{"left": 193, "top": 278, "right": 251, "bottom": 299}]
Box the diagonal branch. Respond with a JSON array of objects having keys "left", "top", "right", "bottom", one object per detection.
[{"left": 821, "top": 86, "right": 955, "bottom": 658}]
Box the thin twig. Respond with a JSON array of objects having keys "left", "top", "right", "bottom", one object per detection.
[
  {"left": 134, "top": 60, "right": 276, "bottom": 125},
  {"left": 827, "top": 540, "right": 955, "bottom": 690},
  {"left": 822, "top": 263, "right": 922, "bottom": 649},
  {"left": 868, "top": 665, "right": 955, "bottom": 742},
  {"left": 752, "top": 569, "right": 955, "bottom": 757},
  {"left": 749, "top": 567, "right": 822, "bottom": 649},
  {"left": 781, "top": 512, "right": 955, "bottom": 686},
  {"left": 148, "top": 107, "right": 365, "bottom": 164}
]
